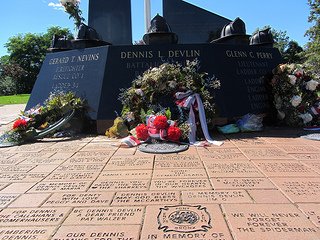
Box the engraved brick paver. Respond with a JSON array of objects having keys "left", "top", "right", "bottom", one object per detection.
[
  {"left": 0, "top": 182, "right": 37, "bottom": 194},
  {"left": 63, "top": 206, "right": 144, "bottom": 225},
  {"left": 297, "top": 203, "right": 320, "bottom": 227},
  {"left": 0, "top": 226, "right": 56, "bottom": 240},
  {"left": 222, "top": 204, "right": 320, "bottom": 240},
  {"left": 271, "top": 178, "right": 320, "bottom": 203},
  {"left": 51, "top": 225, "right": 141, "bottom": 240},
  {"left": 247, "top": 190, "right": 291, "bottom": 203},
  {"left": 1, "top": 107, "right": 320, "bottom": 240},
  {"left": 0, "top": 194, "right": 19, "bottom": 208},
  {"left": 99, "top": 169, "right": 153, "bottom": 180},
  {"left": 8, "top": 193, "right": 51, "bottom": 208},
  {"left": 182, "top": 190, "right": 253, "bottom": 204},
  {"left": 210, "top": 177, "right": 276, "bottom": 190},
  {"left": 140, "top": 204, "right": 233, "bottom": 240},
  {"left": 253, "top": 160, "right": 320, "bottom": 177},
  {"left": 0, "top": 207, "right": 71, "bottom": 226},
  {"left": 204, "top": 160, "right": 264, "bottom": 178},
  {"left": 112, "top": 191, "right": 180, "bottom": 206},
  {"left": 43, "top": 192, "right": 114, "bottom": 207}
]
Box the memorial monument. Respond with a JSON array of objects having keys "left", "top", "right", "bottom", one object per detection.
[
  {"left": 88, "top": 0, "right": 132, "bottom": 45},
  {"left": 26, "top": 0, "right": 282, "bottom": 134},
  {"left": 163, "top": 0, "right": 231, "bottom": 43}
]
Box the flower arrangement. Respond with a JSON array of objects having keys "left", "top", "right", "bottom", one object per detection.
[
  {"left": 269, "top": 63, "right": 320, "bottom": 126},
  {"left": 60, "top": 0, "right": 85, "bottom": 28},
  {"left": 0, "top": 92, "right": 85, "bottom": 146},
  {"left": 118, "top": 60, "right": 221, "bottom": 144},
  {"left": 135, "top": 115, "right": 182, "bottom": 142}
]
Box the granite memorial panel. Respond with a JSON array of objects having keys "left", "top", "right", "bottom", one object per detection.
[
  {"left": 26, "top": 47, "right": 108, "bottom": 121},
  {"left": 163, "top": 0, "right": 231, "bottom": 43},
  {"left": 88, "top": 0, "right": 132, "bottom": 45},
  {"left": 26, "top": 43, "right": 282, "bottom": 133}
]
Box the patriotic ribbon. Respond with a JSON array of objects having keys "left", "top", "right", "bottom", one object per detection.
[
  {"left": 175, "top": 91, "right": 223, "bottom": 146},
  {"left": 310, "top": 102, "right": 320, "bottom": 116},
  {"left": 147, "top": 115, "right": 167, "bottom": 140},
  {"left": 120, "top": 136, "right": 141, "bottom": 147}
]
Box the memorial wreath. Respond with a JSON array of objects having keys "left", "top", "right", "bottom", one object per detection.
[
  {"left": 113, "top": 60, "right": 222, "bottom": 146},
  {"left": 0, "top": 92, "right": 85, "bottom": 147},
  {"left": 269, "top": 63, "right": 320, "bottom": 127}
]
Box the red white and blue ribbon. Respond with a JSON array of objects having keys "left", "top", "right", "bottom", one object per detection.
[
  {"left": 176, "top": 91, "right": 223, "bottom": 146},
  {"left": 120, "top": 136, "right": 141, "bottom": 147}
]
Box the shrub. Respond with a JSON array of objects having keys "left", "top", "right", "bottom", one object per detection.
[{"left": 0, "top": 76, "right": 17, "bottom": 96}]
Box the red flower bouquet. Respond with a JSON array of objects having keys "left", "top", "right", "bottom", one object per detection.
[
  {"left": 136, "top": 124, "right": 149, "bottom": 141},
  {"left": 153, "top": 115, "right": 168, "bottom": 129},
  {"left": 167, "top": 126, "right": 182, "bottom": 141},
  {"left": 13, "top": 119, "right": 28, "bottom": 130}
]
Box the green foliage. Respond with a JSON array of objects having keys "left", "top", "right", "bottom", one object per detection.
[
  {"left": 3, "top": 26, "right": 72, "bottom": 94},
  {"left": 0, "top": 76, "right": 17, "bottom": 96},
  {"left": 0, "top": 92, "right": 85, "bottom": 145},
  {"left": 304, "top": 0, "right": 320, "bottom": 73},
  {"left": 283, "top": 41, "right": 304, "bottom": 63},
  {"left": 0, "top": 60, "right": 27, "bottom": 95},
  {"left": 43, "top": 91, "right": 85, "bottom": 122},
  {"left": 0, "top": 94, "right": 30, "bottom": 105}
]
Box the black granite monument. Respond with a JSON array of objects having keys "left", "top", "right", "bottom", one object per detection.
[
  {"left": 163, "top": 0, "right": 231, "bottom": 43},
  {"left": 27, "top": 43, "right": 282, "bottom": 133},
  {"left": 88, "top": 0, "right": 132, "bottom": 45},
  {"left": 26, "top": 2, "right": 283, "bottom": 134}
]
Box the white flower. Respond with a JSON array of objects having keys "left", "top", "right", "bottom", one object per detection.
[
  {"left": 299, "top": 113, "right": 313, "bottom": 124},
  {"left": 274, "top": 95, "right": 282, "bottom": 109},
  {"left": 290, "top": 95, "right": 302, "bottom": 107},
  {"left": 277, "top": 110, "right": 286, "bottom": 120},
  {"left": 60, "top": 0, "right": 79, "bottom": 6},
  {"left": 306, "top": 80, "right": 319, "bottom": 91},
  {"left": 135, "top": 89, "right": 144, "bottom": 96},
  {"left": 168, "top": 81, "right": 177, "bottom": 89},
  {"left": 288, "top": 75, "right": 297, "bottom": 85}
]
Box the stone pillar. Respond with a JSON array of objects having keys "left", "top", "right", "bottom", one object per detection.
[{"left": 88, "top": 0, "right": 132, "bottom": 45}]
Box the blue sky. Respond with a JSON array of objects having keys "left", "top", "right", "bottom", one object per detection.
[{"left": 0, "top": 0, "right": 312, "bottom": 57}]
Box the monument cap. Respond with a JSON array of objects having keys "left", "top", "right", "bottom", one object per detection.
[
  {"left": 143, "top": 14, "right": 178, "bottom": 45},
  {"left": 250, "top": 28, "right": 274, "bottom": 47},
  {"left": 211, "top": 17, "right": 250, "bottom": 45}
]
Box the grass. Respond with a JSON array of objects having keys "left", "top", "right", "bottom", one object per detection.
[{"left": 0, "top": 94, "right": 30, "bottom": 105}]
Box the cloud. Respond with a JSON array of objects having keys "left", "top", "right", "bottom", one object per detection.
[{"left": 48, "top": 1, "right": 64, "bottom": 11}]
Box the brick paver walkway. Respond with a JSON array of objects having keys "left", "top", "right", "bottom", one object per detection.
[{"left": 0, "top": 104, "right": 319, "bottom": 240}]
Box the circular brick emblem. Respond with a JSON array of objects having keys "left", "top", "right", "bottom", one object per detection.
[{"left": 158, "top": 205, "right": 212, "bottom": 233}]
